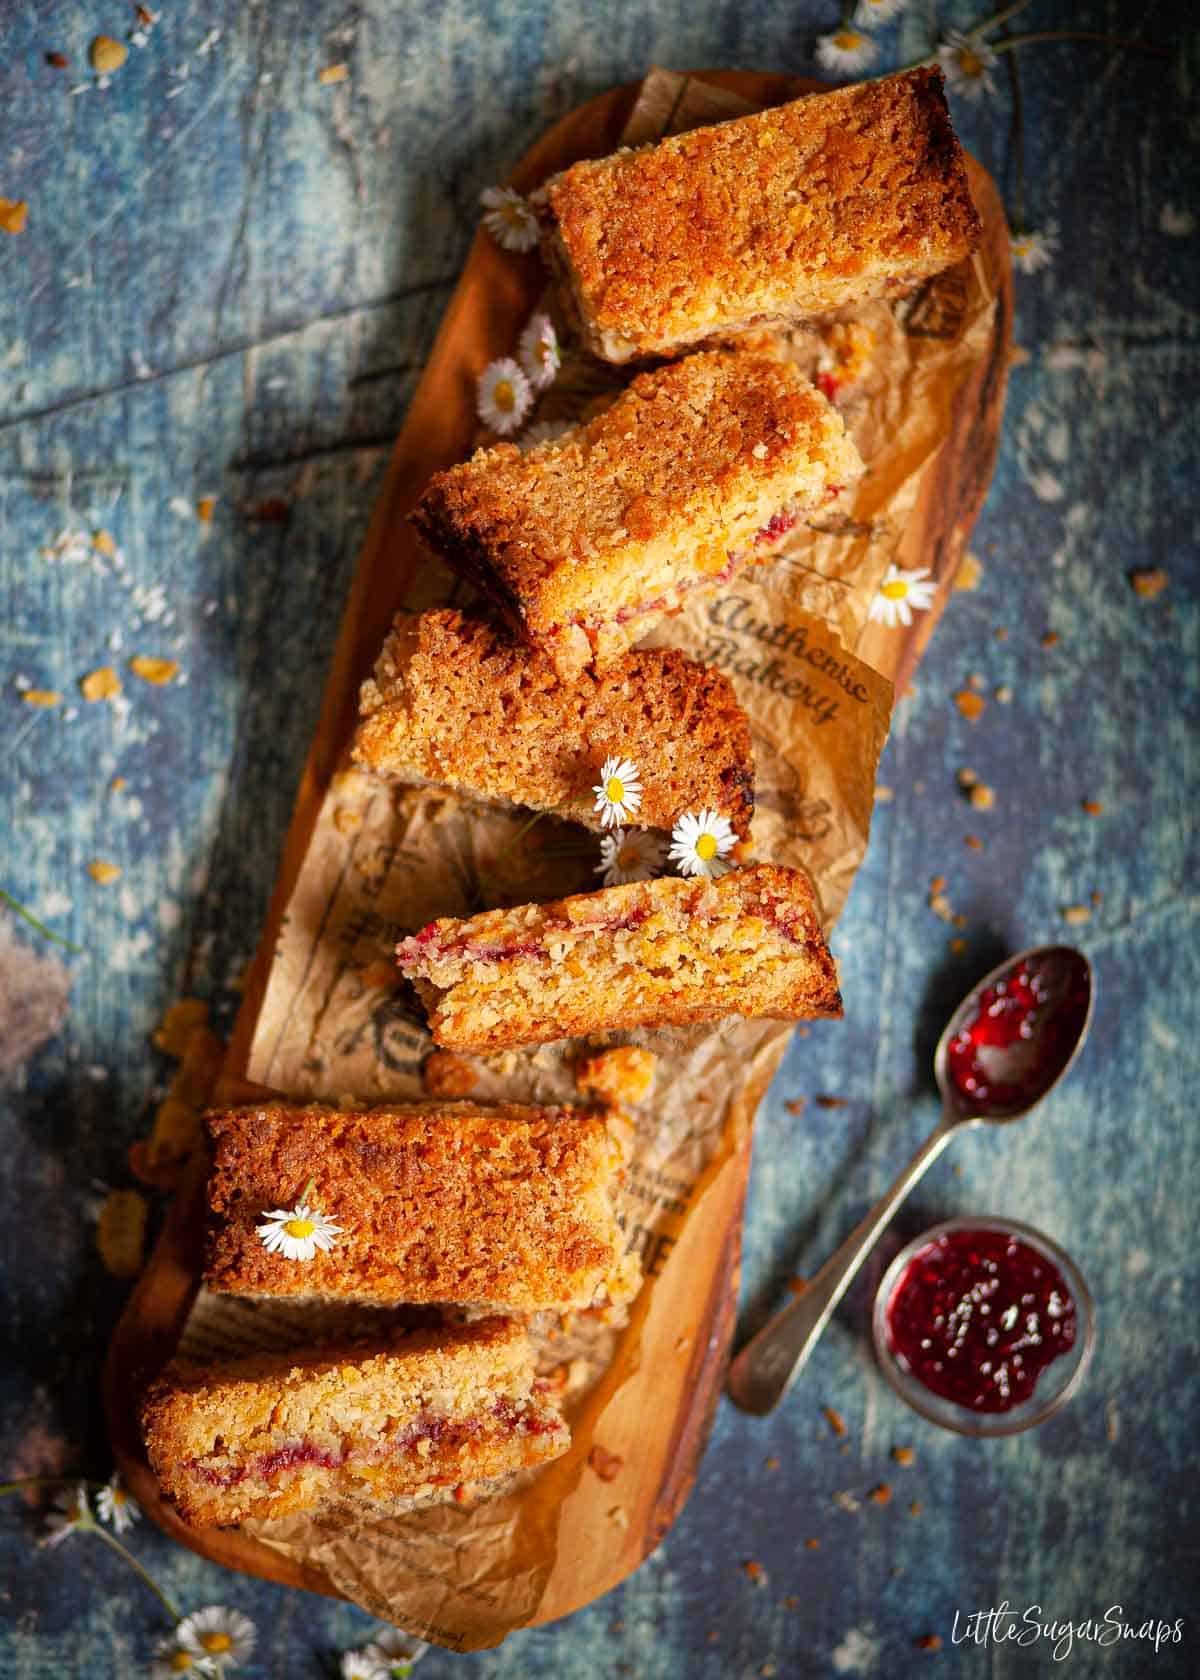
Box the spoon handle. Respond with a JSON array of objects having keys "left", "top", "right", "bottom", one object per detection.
[{"left": 726, "top": 1108, "right": 963, "bottom": 1415}]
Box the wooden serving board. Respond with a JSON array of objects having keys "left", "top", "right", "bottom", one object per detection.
[{"left": 105, "top": 68, "right": 1012, "bottom": 1629}]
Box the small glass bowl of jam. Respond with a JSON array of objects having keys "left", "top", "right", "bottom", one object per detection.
[{"left": 872, "top": 1217, "right": 1095, "bottom": 1436}]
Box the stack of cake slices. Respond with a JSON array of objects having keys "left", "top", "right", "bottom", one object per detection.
[{"left": 142, "top": 68, "right": 980, "bottom": 1529}]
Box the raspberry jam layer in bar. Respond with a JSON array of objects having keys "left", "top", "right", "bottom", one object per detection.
[
  {"left": 140, "top": 1319, "right": 568, "bottom": 1527},
  {"left": 410, "top": 349, "right": 861, "bottom": 674},
  {"left": 396, "top": 864, "right": 842, "bottom": 1053}
]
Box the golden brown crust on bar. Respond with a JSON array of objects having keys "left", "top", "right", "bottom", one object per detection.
[
  {"left": 539, "top": 69, "right": 981, "bottom": 362},
  {"left": 202, "top": 1100, "right": 637, "bottom": 1311},
  {"left": 140, "top": 1319, "right": 569, "bottom": 1526},
  {"left": 396, "top": 864, "right": 842, "bottom": 1052},
  {"left": 352, "top": 607, "right": 755, "bottom": 837},
  {"left": 410, "top": 350, "right": 860, "bottom": 670}
]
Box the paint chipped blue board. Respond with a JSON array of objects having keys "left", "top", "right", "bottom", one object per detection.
[{"left": 1, "top": 1, "right": 1197, "bottom": 1675}]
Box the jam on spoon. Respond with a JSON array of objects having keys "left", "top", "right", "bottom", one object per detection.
[
  {"left": 946, "top": 956, "right": 1091, "bottom": 1112},
  {"left": 884, "top": 1228, "right": 1077, "bottom": 1413}
]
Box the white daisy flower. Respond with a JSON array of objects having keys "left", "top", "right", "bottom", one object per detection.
[
  {"left": 868, "top": 563, "right": 937, "bottom": 628},
  {"left": 596, "top": 828, "right": 668, "bottom": 887},
  {"left": 668, "top": 810, "right": 737, "bottom": 879},
  {"left": 256, "top": 1198, "right": 343, "bottom": 1262},
  {"left": 518, "top": 418, "right": 572, "bottom": 451},
  {"left": 1011, "top": 224, "right": 1059, "bottom": 275},
  {"left": 517, "top": 312, "right": 561, "bottom": 391},
  {"left": 177, "top": 1606, "right": 257, "bottom": 1668},
  {"left": 815, "top": 29, "right": 879, "bottom": 74},
  {"left": 42, "top": 1483, "right": 91, "bottom": 1546},
  {"left": 479, "top": 185, "right": 539, "bottom": 253},
  {"left": 96, "top": 1472, "right": 140, "bottom": 1534},
  {"left": 592, "top": 756, "right": 643, "bottom": 828},
  {"left": 854, "top": 0, "right": 907, "bottom": 24},
  {"left": 150, "top": 1640, "right": 217, "bottom": 1679},
  {"left": 476, "top": 358, "right": 532, "bottom": 436},
  {"left": 341, "top": 1651, "right": 389, "bottom": 1680},
  {"left": 364, "top": 1629, "right": 430, "bottom": 1677},
  {"left": 937, "top": 30, "right": 997, "bottom": 100}
]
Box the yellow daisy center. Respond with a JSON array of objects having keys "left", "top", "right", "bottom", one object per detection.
[
  {"left": 695, "top": 833, "right": 718, "bottom": 862},
  {"left": 200, "top": 1632, "right": 234, "bottom": 1654},
  {"left": 284, "top": 1218, "right": 316, "bottom": 1239},
  {"left": 881, "top": 578, "right": 910, "bottom": 600},
  {"left": 501, "top": 202, "right": 525, "bottom": 228},
  {"left": 112, "top": 1488, "right": 127, "bottom": 1505},
  {"left": 170, "top": 1656, "right": 194, "bottom": 1674},
  {"left": 493, "top": 379, "right": 516, "bottom": 413},
  {"left": 958, "top": 47, "right": 986, "bottom": 77},
  {"left": 617, "top": 844, "right": 639, "bottom": 870},
  {"left": 605, "top": 776, "right": 626, "bottom": 804},
  {"left": 834, "top": 30, "right": 864, "bottom": 50}
]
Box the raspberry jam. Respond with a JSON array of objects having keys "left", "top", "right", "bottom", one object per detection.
[
  {"left": 885, "top": 1229, "right": 1077, "bottom": 1413},
  {"left": 946, "top": 956, "right": 1090, "bottom": 1112}
]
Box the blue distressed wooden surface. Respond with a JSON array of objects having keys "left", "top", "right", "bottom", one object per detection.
[{"left": 2, "top": 1, "right": 1197, "bottom": 1675}]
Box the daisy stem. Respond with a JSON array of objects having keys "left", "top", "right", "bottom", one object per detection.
[
  {"left": 0, "top": 888, "right": 83, "bottom": 954},
  {"left": 0, "top": 1476, "right": 106, "bottom": 1497},
  {"left": 489, "top": 808, "right": 549, "bottom": 866},
  {"left": 969, "top": 0, "right": 1037, "bottom": 40},
  {"left": 840, "top": 0, "right": 854, "bottom": 29},
  {"left": 992, "top": 31, "right": 1169, "bottom": 58},
  {"left": 88, "top": 1520, "right": 182, "bottom": 1624},
  {"left": 1005, "top": 49, "right": 1026, "bottom": 233}
]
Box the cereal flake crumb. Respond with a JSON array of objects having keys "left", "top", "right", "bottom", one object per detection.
[
  {"left": 869, "top": 1482, "right": 892, "bottom": 1505},
  {"left": 1081, "top": 799, "right": 1104, "bottom": 816},
  {"left": 80, "top": 666, "right": 122, "bottom": 703},
  {"left": 576, "top": 1045, "right": 657, "bottom": 1106},
  {"left": 1129, "top": 567, "right": 1168, "bottom": 599},
  {"left": 89, "top": 35, "right": 128, "bottom": 73},
  {"left": 742, "top": 1558, "right": 768, "bottom": 1586},
  {"left": 954, "top": 690, "right": 986, "bottom": 720},
  {"left": 87, "top": 859, "right": 121, "bottom": 885},
  {"left": 823, "top": 1406, "right": 847, "bottom": 1438},
  {"left": 954, "top": 552, "right": 983, "bottom": 592},
  {"left": 422, "top": 1049, "right": 478, "bottom": 1098},
  {"left": 892, "top": 1445, "right": 916, "bottom": 1466},
  {"left": 1062, "top": 904, "right": 1092, "bottom": 926},
  {"left": 96, "top": 1188, "right": 148, "bottom": 1278},
  {"left": 968, "top": 783, "right": 995, "bottom": 811},
  {"left": 22, "top": 689, "right": 62, "bottom": 708},
  {"left": 129, "top": 655, "right": 179, "bottom": 686}
]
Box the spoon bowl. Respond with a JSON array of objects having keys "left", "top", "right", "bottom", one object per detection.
[
  {"left": 936, "top": 943, "right": 1094, "bottom": 1124},
  {"left": 726, "top": 943, "right": 1095, "bottom": 1415}
]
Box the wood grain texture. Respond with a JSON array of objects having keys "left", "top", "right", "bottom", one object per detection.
[{"left": 102, "top": 68, "right": 1011, "bottom": 1631}]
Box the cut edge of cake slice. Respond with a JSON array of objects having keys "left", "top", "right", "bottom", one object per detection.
[
  {"left": 140, "top": 1318, "right": 568, "bottom": 1527},
  {"left": 396, "top": 863, "right": 842, "bottom": 1052}
]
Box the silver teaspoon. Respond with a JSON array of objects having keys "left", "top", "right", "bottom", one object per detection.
[{"left": 726, "top": 943, "right": 1094, "bottom": 1416}]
